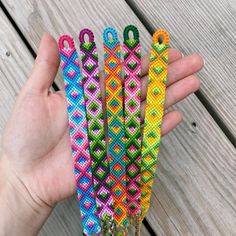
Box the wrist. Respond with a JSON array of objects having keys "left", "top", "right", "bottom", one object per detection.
[{"left": 0, "top": 155, "right": 53, "bottom": 236}]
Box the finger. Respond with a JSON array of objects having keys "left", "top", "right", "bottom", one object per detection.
[
  {"left": 57, "top": 89, "right": 182, "bottom": 138},
  {"left": 56, "top": 91, "right": 182, "bottom": 136},
  {"left": 58, "top": 49, "right": 182, "bottom": 99},
  {"left": 141, "top": 54, "right": 204, "bottom": 100},
  {"left": 168, "top": 48, "right": 183, "bottom": 64},
  {"left": 99, "top": 48, "right": 182, "bottom": 82},
  {"left": 140, "top": 48, "right": 183, "bottom": 77},
  {"left": 28, "top": 32, "right": 60, "bottom": 92},
  {"left": 161, "top": 110, "right": 182, "bottom": 136},
  {"left": 164, "top": 75, "right": 200, "bottom": 108},
  {"left": 167, "top": 53, "right": 204, "bottom": 86},
  {"left": 140, "top": 75, "right": 200, "bottom": 118}
]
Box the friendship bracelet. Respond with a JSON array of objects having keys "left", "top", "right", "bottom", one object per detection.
[
  {"left": 58, "top": 35, "right": 100, "bottom": 235},
  {"left": 103, "top": 27, "right": 128, "bottom": 232},
  {"left": 79, "top": 29, "right": 114, "bottom": 234},
  {"left": 123, "top": 25, "right": 142, "bottom": 228},
  {"left": 140, "top": 30, "right": 169, "bottom": 220}
]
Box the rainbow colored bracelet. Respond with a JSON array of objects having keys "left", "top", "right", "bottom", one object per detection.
[
  {"left": 79, "top": 28, "right": 114, "bottom": 234},
  {"left": 57, "top": 27, "right": 170, "bottom": 235},
  {"left": 103, "top": 27, "right": 128, "bottom": 232},
  {"left": 58, "top": 35, "right": 100, "bottom": 235},
  {"left": 140, "top": 29, "right": 169, "bottom": 220},
  {"left": 123, "top": 25, "right": 142, "bottom": 228}
]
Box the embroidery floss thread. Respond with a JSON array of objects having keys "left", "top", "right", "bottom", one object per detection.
[
  {"left": 140, "top": 29, "right": 169, "bottom": 220},
  {"left": 103, "top": 27, "right": 128, "bottom": 233},
  {"left": 123, "top": 25, "right": 142, "bottom": 231},
  {"left": 79, "top": 28, "right": 114, "bottom": 234},
  {"left": 58, "top": 35, "right": 100, "bottom": 235}
]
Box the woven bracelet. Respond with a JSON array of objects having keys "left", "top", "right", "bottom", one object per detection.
[
  {"left": 79, "top": 28, "right": 114, "bottom": 234},
  {"left": 103, "top": 27, "right": 128, "bottom": 232},
  {"left": 58, "top": 35, "right": 100, "bottom": 235},
  {"left": 140, "top": 29, "right": 169, "bottom": 220},
  {"left": 123, "top": 25, "right": 142, "bottom": 231}
]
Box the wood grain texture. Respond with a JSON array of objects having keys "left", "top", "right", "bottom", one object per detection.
[
  {"left": 0, "top": 8, "right": 33, "bottom": 141},
  {"left": 1, "top": 0, "right": 153, "bottom": 89},
  {"left": 127, "top": 0, "right": 236, "bottom": 138},
  {"left": 1, "top": 0, "right": 236, "bottom": 235},
  {"left": 147, "top": 95, "right": 236, "bottom": 235}
]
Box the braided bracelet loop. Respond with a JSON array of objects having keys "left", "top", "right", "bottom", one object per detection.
[
  {"left": 152, "top": 29, "right": 169, "bottom": 44},
  {"left": 103, "top": 27, "right": 118, "bottom": 44},
  {"left": 123, "top": 24, "right": 139, "bottom": 41},
  {"left": 79, "top": 28, "right": 95, "bottom": 43}
]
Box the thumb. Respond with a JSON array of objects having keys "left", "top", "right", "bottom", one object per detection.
[{"left": 27, "top": 32, "right": 60, "bottom": 92}]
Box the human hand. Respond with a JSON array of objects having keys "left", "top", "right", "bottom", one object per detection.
[{"left": 0, "top": 32, "right": 203, "bottom": 235}]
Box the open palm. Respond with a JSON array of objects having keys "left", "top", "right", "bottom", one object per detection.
[{"left": 2, "top": 33, "right": 203, "bottom": 208}]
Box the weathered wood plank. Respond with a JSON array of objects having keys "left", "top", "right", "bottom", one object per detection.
[
  {"left": 1, "top": 0, "right": 153, "bottom": 88},
  {"left": 127, "top": 0, "right": 236, "bottom": 139},
  {"left": 39, "top": 197, "right": 83, "bottom": 236},
  {"left": 147, "top": 95, "right": 236, "bottom": 235},
  {"left": 1, "top": 0, "right": 236, "bottom": 235},
  {"left": 0, "top": 8, "right": 32, "bottom": 140}
]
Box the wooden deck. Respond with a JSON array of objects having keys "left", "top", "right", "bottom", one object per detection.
[{"left": 0, "top": 0, "right": 235, "bottom": 235}]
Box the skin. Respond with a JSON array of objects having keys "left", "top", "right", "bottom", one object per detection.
[{"left": 0, "top": 32, "right": 203, "bottom": 235}]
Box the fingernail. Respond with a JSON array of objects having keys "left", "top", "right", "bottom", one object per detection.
[
  {"left": 42, "top": 31, "right": 51, "bottom": 39},
  {"left": 203, "top": 58, "right": 206, "bottom": 67}
]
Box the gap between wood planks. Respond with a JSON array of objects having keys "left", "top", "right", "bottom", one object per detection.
[
  {"left": 125, "top": 0, "right": 236, "bottom": 148},
  {"left": 0, "top": 1, "right": 155, "bottom": 235},
  {"left": 0, "top": 1, "right": 59, "bottom": 92}
]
